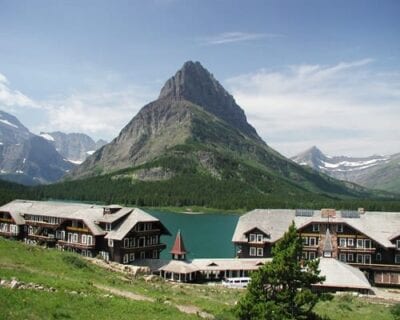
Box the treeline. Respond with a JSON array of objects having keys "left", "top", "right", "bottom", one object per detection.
[{"left": 4, "top": 173, "right": 397, "bottom": 212}]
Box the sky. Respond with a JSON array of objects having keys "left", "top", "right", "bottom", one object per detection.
[{"left": 0, "top": 0, "right": 399, "bottom": 157}]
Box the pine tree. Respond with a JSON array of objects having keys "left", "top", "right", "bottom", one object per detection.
[{"left": 236, "top": 222, "right": 325, "bottom": 320}]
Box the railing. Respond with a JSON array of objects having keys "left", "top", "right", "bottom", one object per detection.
[
  {"left": 0, "top": 231, "right": 18, "bottom": 236},
  {"left": 28, "top": 234, "right": 56, "bottom": 241},
  {"left": 25, "top": 220, "right": 60, "bottom": 228},
  {"left": 121, "top": 243, "right": 166, "bottom": 251},
  {"left": 338, "top": 247, "right": 376, "bottom": 252},
  {"left": 66, "top": 226, "right": 89, "bottom": 233},
  {"left": 57, "top": 240, "right": 95, "bottom": 249},
  {"left": 0, "top": 218, "right": 13, "bottom": 223}
]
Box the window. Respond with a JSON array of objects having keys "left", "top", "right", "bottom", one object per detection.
[
  {"left": 124, "top": 238, "right": 129, "bottom": 248},
  {"left": 395, "top": 255, "right": 400, "bottom": 264},
  {"left": 108, "top": 239, "right": 114, "bottom": 247},
  {"left": 364, "top": 254, "right": 371, "bottom": 264},
  {"left": 309, "top": 237, "right": 316, "bottom": 246},
  {"left": 396, "top": 240, "right": 400, "bottom": 249},
  {"left": 312, "top": 224, "right": 319, "bottom": 232},
  {"left": 357, "top": 254, "right": 363, "bottom": 263},
  {"left": 152, "top": 250, "right": 158, "bottom": 258},
  {"left": 302, "top": 251, "right": 308, "bottom": 260},
  {"left": 130, "top": 238, "right": 136, "bottom": 248},
  {"left": 257, "top": 248, "right": 264, "bottom": 257},
  {"left": 249, "top": 247, "right": 257, "bottom": 256},
  {"left": 249, "top": 234, "right": 256, "bottom": 242},
  {"left": 376, "top": 253, "right": 382, "bottom": 262},
  {"left": 82, "top": 234, "right": 87, "bottom": 244},
  {"left": 123, "top": 254, "right": 129, "bottom": 264},
  {"left": 364, "top": 239, "right": 371, "bottom": 249},
  {"left": 336, "top": 224, "right": 343, "bottom": 233},
  {"left": 105, "top": 223, "right": 111, "bottom": 231},
  {"left": 357, "top": 239, "right": 364, "bottom": 248},
  {"left": 339, "top": 238, "right": 346, "bottom": 247},
  {"left": 140, "top": 251, "right": 145, "bottom": 259},
  {"left": 347, "top": 238, "right": 354, "bottom": 247},
  {"left": 339, "top": 253, "right": 346, "bottom": 262},
  {"left": 256, "top": 234, "right": 263, "bottom": 242},
  {"left": 347, "top": 253, "right": 354, "bottom": 262},
  {"left": 302, "top": 237, "right": 309, "bottom": 245},
  {"left": 87, "top": 235, "right": 93, "bottom": 246},
  {"left": 73, "top": 233, "right": 78, "bottom": 243},
  {"left": 308, "top": 251, "right": 316, "bottom": 260},
  {"left": 129, "top": 253, "right": 135, "bottom": 261}
]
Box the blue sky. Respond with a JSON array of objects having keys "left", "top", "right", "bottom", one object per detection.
[{"left": 0, "top": 0, "right": 399, "bottom": 156}]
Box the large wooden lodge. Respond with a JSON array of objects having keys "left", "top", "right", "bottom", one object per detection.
[
  {"left": 232, "top": 208, "right": 400, "bottom": 286},
  {"left": 0, "top": 200, "right": 170, "bottom": 263}
]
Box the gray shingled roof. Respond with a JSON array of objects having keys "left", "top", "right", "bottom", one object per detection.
[
  {"left": 316, "top": 257, "right": 372, "bottom": 290},
  {"left": 0, "top": 200, "right": 165, "bottom": 238},
  {"left": 232, "top": 209, "right": 400, "bottom": 248},
  {"left": 104, "top": 208, "right": 160, "bottom": 240}
]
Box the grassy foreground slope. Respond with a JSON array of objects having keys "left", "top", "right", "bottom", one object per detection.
[{"left": 0, "top": 238, "right": 398, "bottom": 320}]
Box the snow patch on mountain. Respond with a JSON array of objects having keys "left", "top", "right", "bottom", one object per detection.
[
  {"left": 40, "top": 133, "right": 55, "bottom": 141},
  {"left": 0, "top": 119, "right": 18, "bottom": 128}
]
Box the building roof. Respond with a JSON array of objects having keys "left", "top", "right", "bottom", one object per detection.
[
  {"left": 104, "top": 208, "right": 163, "bottom": 240},
  {"left": 170, "top": 230, "right": 187, "bottom": 255},
  {"left": 0, "top": 200, "right": 167, "bottom": 238},
  {"left": 159, "top": 260, "right": 199, "bottom": 274},
  {"left": 315, "top": 258, "right": 372, "bottom": 290},
  {"left": 232, "top": 209, "right": 400, "bottom": 248},
  {"left": 191, "top": 258, "right": 271, "bottom": 271}
]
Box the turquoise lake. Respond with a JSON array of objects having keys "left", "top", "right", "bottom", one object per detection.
[{"left": 148, "top": 210, "right": 240, "bottom": 259}]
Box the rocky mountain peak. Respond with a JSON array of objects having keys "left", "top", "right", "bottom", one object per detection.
[{"left": 159, "top": 61, "right": 260, "bottom": 139}]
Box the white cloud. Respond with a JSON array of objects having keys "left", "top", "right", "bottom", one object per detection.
[
  {"left": 226, "top": 59, "right": 400, "bottom": 157},
  {"left": 201, "top": 32, "right": 280, "bottom": 45},
  {"left": 0, "top": 72, "right": 40, "bottom": 108},
  {"left": 37, "top": 86, "right": 156, "bottom": 140}
]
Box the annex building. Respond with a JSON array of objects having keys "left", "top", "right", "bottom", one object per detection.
[
  {"left": 232, "top": 208, "right": 400, "bottom": 287},
  {"left": 0, "top": 200, "right": 170, "bottom": 263}
]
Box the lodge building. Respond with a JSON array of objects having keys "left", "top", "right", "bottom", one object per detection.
[
  {"left": 0, "top": 200, "right": 170, "bottom": 263},
  {"left": 232, "top": 208, "right": 400, "bottom": 286}
]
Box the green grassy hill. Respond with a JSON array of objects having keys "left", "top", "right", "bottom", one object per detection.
[{"left": 0, "top": 238, "right": 398, "bottom": 320}]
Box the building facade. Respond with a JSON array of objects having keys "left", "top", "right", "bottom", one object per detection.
[
  {"left": 232, "top": 208, "right": 400, "bottom": 287},
  {"left": 0, "top": 200, "right": 170, "bottom": 264}
]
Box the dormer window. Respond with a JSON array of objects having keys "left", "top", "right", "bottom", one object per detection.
[
  {"left": 336, "top": 224, "right": 343, "bottom": 233},
  {"left": 256, "top": 234, "right": 263, "bottom": 242},
  {"left": 397, "top": 240, "right": 400, "bottom": 249},
  {"left": 312, "top": 224, "right": 320, "bottom": 232},
  {"left": 105, "top": 223, "right": 111, "bottom": 231}
]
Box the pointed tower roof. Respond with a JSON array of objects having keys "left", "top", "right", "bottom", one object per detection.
[
  {"left": 323, "top": 228, "right": 333, "bottom": 253},
  {"left": 170, "top": 230, "right": 187, "bottom": 255}
]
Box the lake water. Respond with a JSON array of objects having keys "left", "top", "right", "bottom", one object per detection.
[{"left": 148, "top": 210, "right": 240, "bottom": 259}]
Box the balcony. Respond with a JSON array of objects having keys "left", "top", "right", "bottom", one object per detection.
[
  {"left": 25, "top": 220, "right": 60, "bottom": 228},
  {"left": 0, "top": 218, "right": 13, "bottom": 223},
  {"left": 66, "top": 226, "right": 90, "bottom": 233},
  {"left": 133, "top": 228, "right": 161, "bottom": 235},
  {"left": 57, "top": 240, "right": 95, "bottom": 249},
  {"left": 27, "top": 234, "right": 57, "bottom": 242},
  {"left": 338, "top": 247, "right": 376, "bottom": 253},
  {"left": 121, "top": 243, "right": 166, "bottom": 252}
]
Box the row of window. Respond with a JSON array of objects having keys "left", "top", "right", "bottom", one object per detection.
[
  {"left": 310, "top": 224, "right": 344, "bottom": 232},
  {"left": 302, "top": 251, "right": 316, "bottom": 260},
  {"left": 248, "top": 233, "right": 265, "bottom": 243},
  {"left": 338, "top": 237, "right": 372, "bottom": 248},
  {"left": 123, "top": 235, "right": 159, "bottom": 248},
  {"left": 122, "top": 250, "right": 158, "bottom": 263},
  {"left": 249, "top": 247, "right": 264, "bottom": 257},
  {"left": 134, "top": 223, "right": 153, "bottom": 232},
  {"left": 339, "top": 253, "right": 371, "bottom": 263},
  {"left": 0, "top": 223, "right": 18, "bottom": 234},
  {"left": 302, "top": 236, "right": 319, "bottom": 246},
  {"left": 67, "top": 232, "right": 93, "bottom": 245},
  {"left": 25, "top": 215, "right": 62, "bottom": 225}
]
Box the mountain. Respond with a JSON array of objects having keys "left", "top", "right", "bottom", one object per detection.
[
  {"left": 59, "top": 61, "right": 387, "bottom": 208},
  {"left": 40, "top": 131, "right": 107, "bottom": 164},
  {"left": 0, "top": 110, "right": 73, "bottom": 185},
  {"left": 292, "top": 146, "right": 400, "bottom": 193}
]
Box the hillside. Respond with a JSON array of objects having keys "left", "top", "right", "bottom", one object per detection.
[
  {"left": 292, "top": 146, "right": 400, "bottom": 193},
  {"left": 61, "top": 61, "right": 384, "bottom": 206},
  {"left": 0, "top": 238, "right": 397, "bottom": 320}
]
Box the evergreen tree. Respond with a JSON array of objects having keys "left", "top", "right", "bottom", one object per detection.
[{"left": 236, "top": 222, "right": 325, "bottom": 320}]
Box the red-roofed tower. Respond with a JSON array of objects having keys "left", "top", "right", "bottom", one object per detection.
[{"left": 170, "top": 230, "right": 187, "bottom": 260}]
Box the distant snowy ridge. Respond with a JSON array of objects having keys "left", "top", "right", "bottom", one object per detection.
[{"left": 0, "top": 119, "right": 18, "bottom": 128}]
